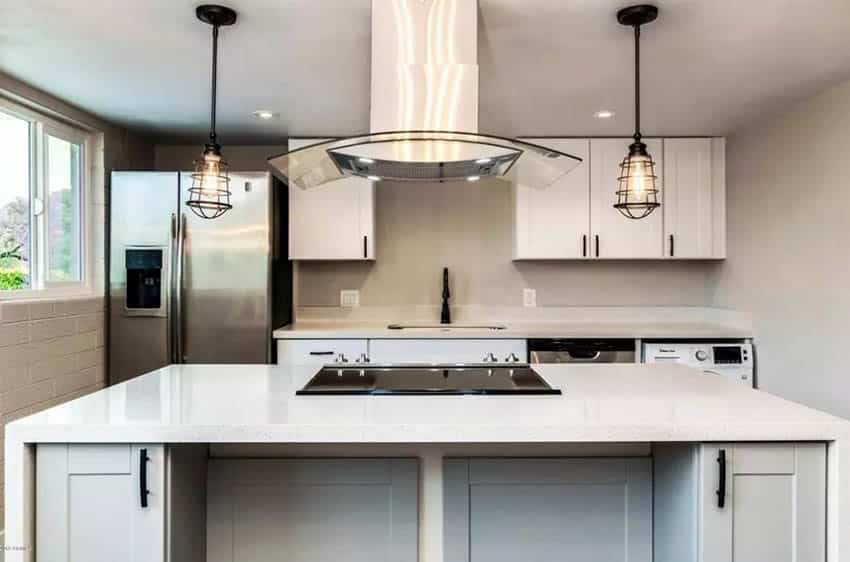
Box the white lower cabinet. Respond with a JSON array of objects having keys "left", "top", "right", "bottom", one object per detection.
[
  {"left": 37, "top": 444, "right": 166, "bottom": 562},
  {"left": 655, "top": 442, "right": 826, "bottom": 562},
  {"left": 444, "top": 458, "right": 653, "bottom": 562},
  {"left": 276, "top": 339, "right": 368, "bottom": 365},
  {"left": 368, "top": 339, "right": 527, "bottom": 364},
  {"left": 207, "top": 458, "right": 419, "bottom": 562}
]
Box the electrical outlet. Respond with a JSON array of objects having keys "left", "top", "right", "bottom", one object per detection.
[
  {"left": 523, "top": 288, "right": 537, "bottom": 307},
  {"left": 340, "top": 290, "right": 360, "bottom": 307}
]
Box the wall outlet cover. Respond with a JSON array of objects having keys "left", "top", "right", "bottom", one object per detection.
[
  {"left": 523, "top": 288, "right": 537, "bottom": 307},
  {"left": 340, "top": 290, "right": 360, "bottom": 307}
]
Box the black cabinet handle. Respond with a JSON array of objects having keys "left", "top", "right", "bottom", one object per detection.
[
  {"left": 717, "top": 449, "right": 727, "bottom": 508},
  {"left": 582, "top": 235, "right": 587, "bottom": 257},
  {"left": 140, "top": 448, "right": 150, "bottom": 508},
  {"left": 669, "top": 234, "right": 675, "bottom": 257},
  {"left": 594, "top": 235, "right": 600, "bottom": 258},
  {"left": 309, "top": 351, "right": 334, "bottom": 356},
  {"left": 363, "top": 235, "right": 368, "bottom": 259}
]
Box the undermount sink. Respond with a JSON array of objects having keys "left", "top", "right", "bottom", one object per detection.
[{"left": 387, "top": 324, "right": 507, "bottom": 330}]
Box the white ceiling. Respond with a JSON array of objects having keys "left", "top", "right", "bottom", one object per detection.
[{"left": 2, "top": 0, "right": 850, "bottom": 143}]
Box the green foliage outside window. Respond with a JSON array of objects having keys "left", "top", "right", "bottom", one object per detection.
[{"left": 0, "top": 268, "right": 25, "bottom": 290}]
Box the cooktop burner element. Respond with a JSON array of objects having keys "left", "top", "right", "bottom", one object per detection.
[{"left": 296, "top": 365, "right": 561, "bottom": 396}]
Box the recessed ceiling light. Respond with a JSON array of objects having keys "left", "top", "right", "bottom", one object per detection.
[
  {"left": 367, "top": 175, "right": 382, "bottom": 182},
  {"left": 252, "top": 110, "right": 276, "bottom": 120},
  {"left": 594, "top": 110, "right": 616, "bottom": 119},
  {"left": 467, "top": 175, "right": 481, "bottom": 182}
]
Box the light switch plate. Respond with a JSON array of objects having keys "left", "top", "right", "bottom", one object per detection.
[
  {"left": 523, "top": 288, "right": 537, "bottom": 307},
  {"left": 340, "top": 290, "right": 360, "bottom": 307}
]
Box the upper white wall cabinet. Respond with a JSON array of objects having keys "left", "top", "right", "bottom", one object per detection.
[
  {"left": 663, "top": 138, "right": 726, "bottom": 259},
  {"left": 513, "top": 139, "right": 591, "bottom": 259},
  {"left": 287, "top": 139, "right": 376, "bottom": 260},
  {"left": 513, "top": 137, "right": 725, "bottom": 260},
  {"left": 590, "top": 137, "right": 665, "bottom": 259}
]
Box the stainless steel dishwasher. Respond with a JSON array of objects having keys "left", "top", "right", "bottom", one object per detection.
[{"left": 528, "top": 339, "right": 636, "bottom": 364}]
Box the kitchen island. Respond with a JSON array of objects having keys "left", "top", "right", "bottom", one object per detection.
[{"left": 5, "top": 363, "right": 850, "bottom": 562}]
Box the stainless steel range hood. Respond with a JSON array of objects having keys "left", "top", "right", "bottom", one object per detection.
[{"left": 269, "top": 0, "right": 581, "bottom": 188}]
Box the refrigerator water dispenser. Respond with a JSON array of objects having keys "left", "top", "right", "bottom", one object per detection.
[{"left": 125, "top": 248, "right": 165, "bottom": 312}]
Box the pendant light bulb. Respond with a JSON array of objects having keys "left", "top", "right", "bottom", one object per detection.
[
  {"left": 187, "top": 5, "right": 237, "bottom": 220},
  {"left": 614, "top": 5, "right": 660, "bottom": 220}
]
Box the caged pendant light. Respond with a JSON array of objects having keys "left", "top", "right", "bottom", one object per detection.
[
  {"left": 187, "top": 5, "right": 237, "bottom": 220},
  {"left": 614, "top": 4, "right": 660, "bottom": 220}
]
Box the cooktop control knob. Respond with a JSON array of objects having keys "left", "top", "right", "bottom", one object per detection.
[{"left": 695, "top": 350, "right": 709, "bottom": 362}]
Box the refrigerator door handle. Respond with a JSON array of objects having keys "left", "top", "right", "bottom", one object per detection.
[
  {"left": 174, "top": 213, "right": 187, "bottom": 363},
  {"left": 169, "top": 213, "right": 178, "bottom": 364}
]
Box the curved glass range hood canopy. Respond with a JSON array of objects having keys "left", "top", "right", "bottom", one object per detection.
[{"left": 268, "top": 131, "right": 583, "bottom": 190}]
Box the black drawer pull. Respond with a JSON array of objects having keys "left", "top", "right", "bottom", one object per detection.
[
  {"left": 582, "top": 235, "right": 587, "bottom": 257},
  {"left": 140, "top": 448, "right": 150, "bottom": 508},
  {"left": 717, "top": 449, "right": 727, "bottom": 508},
  {"left": 594, "top": 235, "right": 600, "bottom": 258},
  {"left": 309, "top": 351, "right": 334, "bottom": 356}
]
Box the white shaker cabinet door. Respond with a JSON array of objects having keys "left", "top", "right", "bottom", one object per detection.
[
  {"left": 513, "top": 139, "right": 591, "bottom": 259},
  {"left": 207, "top": 458, "right": 419, "bottom": 562},
  {"left": 590, "top": 138, "right": 664, "bottom": 258},
  {"left": 444, "top": 458, "right": 652, "bottom": 562},
  {"left": 37, "top": 444, "right": 165, "bottom": 562},
  {"left": 287, "top": 139, "right": 375, "bottom": 260},
  {"left": 700, "top": 443, "right": 826, "bottom": 562},
  {"left": 663, "top": 138, "right": 726, "bottom": 259}
]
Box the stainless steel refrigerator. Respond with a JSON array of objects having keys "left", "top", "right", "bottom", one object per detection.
[{"left": 108, "top": 171, "right": 291, "bottom": 384}]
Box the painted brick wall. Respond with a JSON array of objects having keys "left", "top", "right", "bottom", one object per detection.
[{"left": 0, "top": 296, "right": 106, "bottom": 525}]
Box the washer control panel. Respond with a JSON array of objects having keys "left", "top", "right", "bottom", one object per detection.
[{"left": 643, "top": 343, "right": 753, "bottom": 387}]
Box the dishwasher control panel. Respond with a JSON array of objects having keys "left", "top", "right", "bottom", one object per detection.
[{"left": 643, "top": 343, "right": 753, "bottom": 387}]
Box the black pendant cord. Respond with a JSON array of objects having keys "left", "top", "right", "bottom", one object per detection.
[
  {"left": 633, "top": 24, "right": 641, "bottom": 143},
  {"left": 209, "top": 24, "right": 219, "bottom": 146}
]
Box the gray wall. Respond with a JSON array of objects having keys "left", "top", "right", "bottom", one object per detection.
[
  {"left": 710, "top": 78, "right": 850, "bottom": 420},
  {"left": 297, "top": 179, "right": 717, "bottom": 307},
  {"left": 153, "top": 144, "right": 286, "bottom": 171}
]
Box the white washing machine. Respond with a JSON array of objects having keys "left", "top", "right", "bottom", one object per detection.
[{"left": 642, "top": 342, "right": 754, "bottom": 387}]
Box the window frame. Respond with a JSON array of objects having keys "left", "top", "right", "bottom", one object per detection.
[{"left": 0, "top": 96, "right": 94, "bottom": 300}]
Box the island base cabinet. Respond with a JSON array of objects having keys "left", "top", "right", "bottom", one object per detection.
[
  {"left": 444, "top": 458, "right": 653, "bottom": 562},
  {"left": 654, "top": 442, "right": 826, "bottom": 562},
  {"left": 701, "top": 443, "right": 826, "bottom": 562},
  {"left": 206, "top": 458, "right": 419, "bottom": 562},
  {"left": 36, "top": 444, "right": 166, "bottom": 562}
]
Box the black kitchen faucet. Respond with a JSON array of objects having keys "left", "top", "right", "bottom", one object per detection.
[{"left": 441, "top": 267, "right": 451, "bottom": 324}]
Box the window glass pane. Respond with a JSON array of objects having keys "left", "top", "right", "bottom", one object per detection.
[
  {"left": 0, "top": 111, "right": 31, "bottom": 290},
  {"left": 47, "top": 134, "right": 82, "bottom": 282}
]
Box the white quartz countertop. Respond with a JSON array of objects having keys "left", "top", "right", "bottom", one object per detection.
[
  {"left": 6, "top": 363, "right": 847, "bottom": 445},
  {"left": 273, "top": 320, "right": 753, "bottom": 340}
]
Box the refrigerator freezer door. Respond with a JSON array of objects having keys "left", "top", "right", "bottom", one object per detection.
[
  {"left": 179, "top": 172, "right": 272, "bottom": 364},
  {"left": 109, "top": 172, "right": 179, "bottom": 384}
]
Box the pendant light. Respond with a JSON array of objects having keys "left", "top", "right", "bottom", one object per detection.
[
  {"left": 187, "top": 5, "right": 237, "bottom": 220},
  {"left": 614, "top": 4, "right": 660, "bottom": 220}
]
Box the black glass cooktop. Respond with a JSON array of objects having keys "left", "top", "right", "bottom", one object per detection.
[{"left": 296, "top": 365, "right": 561, "bottom": 396}]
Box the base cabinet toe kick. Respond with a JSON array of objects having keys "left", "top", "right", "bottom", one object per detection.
[{"left": 30, "top": 442, "right": 827, "bottom": 562}]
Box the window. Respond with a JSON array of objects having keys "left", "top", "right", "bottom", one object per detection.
[{"left": 0, "top": 99, "right": 90, "bottom": 295}]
